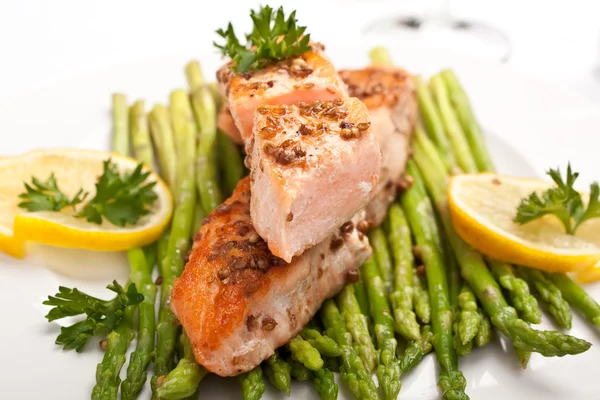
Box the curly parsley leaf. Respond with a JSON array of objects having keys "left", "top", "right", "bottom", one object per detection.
[
  {"left": 18, "top": 173, "right": 88, "bottom": 212},
  {"left": 214, "top": 5, "right": 311, "bottom": 72},
  {"left": 43, "top": 281, "right": 143, "bottom": 352},
  {"left": 514, "top": 163, "right": 600, "bottom": 234},
  {"left": 76, "top": 159, "right": 158, "bottom": 227}
]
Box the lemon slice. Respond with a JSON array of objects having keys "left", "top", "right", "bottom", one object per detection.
[
  {"left": 448, "top": 173, "right": 600, "bottom": 274},
  {"left": 0, "top": 149, "right": 172, "bottom": 258}
]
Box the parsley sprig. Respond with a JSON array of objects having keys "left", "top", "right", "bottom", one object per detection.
[
  {"left": 18, "top": 158, "right": 158, "bottom": 227},
  {"left": 514, "top": 163, "right": 600, "bottom": 234},
  {"left": 43, "top": 281, "right": 143, "bottom": 352},
  {"left": 215, "top": 5, "right": 312, "bottom": 73}
]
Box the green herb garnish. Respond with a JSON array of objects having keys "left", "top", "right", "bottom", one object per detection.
[
  {"left": 514, "top": 163, "right": 600, "bottom": 234},
  {"left": 18, "top": 159, "right": 158, "bottom": 227},
  {"left": 214, "top": 5, "right": 311, "bottom": 73},
  {"left": 43, "top": 281, "right": 143, "bottom": 352}
]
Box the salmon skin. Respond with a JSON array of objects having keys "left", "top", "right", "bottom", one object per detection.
[
  {"left": 216, "top": 43, "right": 348, "bottom": 143},
  {"left": 249, "top": 98, "right": 381, "bottom": 262},
  {"left": 339, "top": 66, "right": 417, "bottom": 226},
  {"left": 170, "top": 177, "right": 371, "bottom": 376}
]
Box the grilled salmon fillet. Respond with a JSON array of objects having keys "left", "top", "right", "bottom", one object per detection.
[
  {"left": 249, "top": 98, "right": 381, "bottom": 262},
  {"left": 216, "top": 43, "right": 348, "bottom": 142},
  {"left": 217, "top": 104, "right": 243, "bottom": 144},
  {"left": 339, "top": 66, "right": 417, "bottom": 226},
  {"left": 170, "top": 177, "right": 371, "bottom": 376}
]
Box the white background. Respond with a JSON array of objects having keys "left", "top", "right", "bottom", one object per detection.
[{"left": 1, "top": 0, "right": 600, "bottom": 102}]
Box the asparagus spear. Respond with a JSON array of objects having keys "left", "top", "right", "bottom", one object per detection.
[
  {"left": 400, "top": 162, "right": 468, "bottom": 400},
  {"left": 121, "top": 249, "right": 157, "bottom": 400},
  {"left": 353, "top": 276, "right": 370, "bottom": 316},
  {"left": 519, "top": 267, "right": 572, "bottom": 330},
  {"left": 452, "top": 321, "right": 473, "bottom": 357},
  {"left": 240, "top": 367, "right": 267, "bottom": 400},
  {"left": 456, "top": 285, "right": 481, "bottom": 345},
  {"left": 148, "top": 105, "right": 177, "bottom": 189},
  {"left": 129, "top": 100, "right": 155, "bottom": 169},
  {"left": 152, "top": 97, "right": 197, "bottom": 395},
  {"left": 312, "top": 368, "right": 338, "bottom": 400},
  {"left": 549, "top": 272, "right": 600, "bottom": 328},
  {"left": 169, "top": 90, "right": 197, "bottom": 198},
  {"left": 91, "top": 304, "right": 135, "bottom": 400},
  {"left": 263, "top": 352, "right": 292, "bottom": 396},
  {"left": 429, "top": 74, "right": 478, "bottom": 174},
  {"left": 440, "top": 69, "right": 495, "bottom": 172},
  {"left": 489, "top": 260, "right": 541, "bottom": 324},
  {"left": 287, "top": 335, "right": 324, "bottom": 371},
  {"left": 112, "top": 93, "right": 129, "bottom": 156},
  {"left": 217, "top": 130, "right": 245, "bottom": 196},
  {"left": 320, "top": 299, "right": 379, "bottom": 400},
  {"left": 300, "top": 327, "right": 342, "bottom": 357},
  {"left": 414, "top": 76, "right": 456, "bottom": 170},
  {"left": 369, "top": 46, "right": 394, "bottom": 66},
  {"left": 185, "top": 60, "right": 223, "bottom": 214},
  {"left": 156, "top": 333, "right": 207, "bottom": 400},
  {"left": 411, "top": 134, "right": 591, "bottom": 357},
  {"left": 289, "top": 359, "right": 312, "bottom": 381},
  {"left": 368, "top": 227, "right": 394, "bottom": 290},
  {"left": 474, "top": 310, "right": 493, "bottom": 348},
  {"left": 336, "top": 285, "right": 378, "bottom": 372},
  {"left": 400, "top": 325, "right": 434, "bottom": 374},
  {"left": 361, "top": 258, "right": 402, "bottom": 400},
  {"left": 387, "top": 204, "right": 421, "bottom": 340},
  {"left": 515, "top": 348, "right": 532, "bottom": 369},
  {"left": 413, "top": 273, "right": 431, "bottom": 324}
]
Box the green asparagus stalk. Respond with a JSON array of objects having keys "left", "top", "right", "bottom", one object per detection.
[
  {"left": 289, "top": 359, "right": 312, "bottom": 381},
  {"left": 474, "top": 310, "right": 493, "bottom": 348},
  {"left": 263, "top": 352, "right": 292, "bottom": 396},
  {"left": 336, "top": 285, "right": 378, "bottom": 372},
  {"left": 112, "top": 93, "right": 129, "bottom": 156},
  {"left": 456, "top": 285, "right": 481, "bottom": 345},
  {"left": 489, "top": 260, "right": 541, "bottom": 324},
  {"left": 400, "top": 325, "right": 434, "bottom": 374},
  {"left": 156, "top": 332, "right": 208, "bottom": 400},
  {"left": 353, "top": 276, "right": 370, "bottom": 316},
  {"left": 129, "top": 100, "right": 155, "bottom": 169},
  {"left": 548, "top": 272, "right": 600, "bottom": 328},
  {"left": 148, "top": 105, "right": 178, "bottom": 189},
  {"left": 121, "top": 249, "right": 157, "bottom": 400},
  {"left": 91, "top": 303, "right": 135, "bottom": 400},
  {"left": 413, "top": 273, "right": 432, "bottom": 324},
  {"left": 387, "top": 204, "right": 421, "bottom": 340},
  {"left": 300, "top": 327, "right": 342, "bottom": 357},
  {"left": 400, "top": 161, "right": 468, "bottom": 400},
  {"left": 320, "top": 299, "right": 379, "bottom": 400},
  {"left": 515, "top": 347, "right": 532, "bottom": 369},
  {"left": 287, "top": 335, "right": 324, "bottom": 371},
  {"left": 361, "top": 259, "right": 402, "bottom": 400},
  {"left": 208, "top": 82, "right": 225, "bottom": 111},
  {"left": 169, "top": 90, "right": 197, "bottom": 198},
  {"left": 185, "top": 60, "right": 223, "bottom": 214},
  {"left": 368, "top": 227, "right": 394, "bottom": 291},
  {"left": 429, "top": 74, "right": 477, "bottom": 174},
  {"left": 240, "top": 367, "right": 267, "bottom": 400},
  {"left": 369, "top": 46, "right": 394, "bottom": 66},
  {"left": 414, "top": 76, "right": 456, "bottom": 170},
  {"left": 217, "top": 130, "right": 245, "bottom": 196},
  {"left": 312, "top": 368, "right": 338, "bottom": 400},
  {"left": 440, "top": 69, "right": 495, "bottom": 172},
  {"left": 411, "top": 134, "right": 591, "bottom": 357},
  {"left": 152, "top": 96, "right": 197, "bottom": 395},
  {"left": 323, "top": 356, "right": 340, "bottom": 373},
  {"left": 452, "top": 321, "right": 473, "bottom": 357},
  {"left": 519, "top": 267, "right": 572, "bottom": 330}
]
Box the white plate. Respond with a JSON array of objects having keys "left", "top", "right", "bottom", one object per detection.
[{"left": 1, "top": 38, "right": 600, "bottom": 400}]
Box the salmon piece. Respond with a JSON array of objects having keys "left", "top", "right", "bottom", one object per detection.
[
  {"left": 170, "top": 177, "right": 371, "bottom": 376},
  {"left": 339, "top": 67, "right": 417, "bottom": 226},
  {"left": 216, "top": 44, "right": 348, "bottom": 142},
  {"left": 217, "top": 104, "right": 243, "bottom": 145},
  {"left": 249, "top": 98, "right": 381, "bottom": 262}
]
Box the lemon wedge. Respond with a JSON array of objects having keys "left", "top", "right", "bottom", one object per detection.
[
  {"left": 448, "top": 173, "right": 600, "bottom": 274},
  {"left": 0, "top": 149, "right": 172, "bottom": 258}
]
